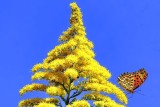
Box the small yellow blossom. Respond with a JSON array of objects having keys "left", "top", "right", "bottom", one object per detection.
[
  {"left": 46, "top": 86, "right": 66, "bottom": 97},
  {"left": 18, "top": 98, "right": 59, "bottom": 107},
  {"left": 19, "top": 83, "right": 47, "bottom": 96},
  {"left": 66, "top": 100, "right": 90, "bottom": 107},
  {"left": 34, "top": 103, "right": 55, "bottom": 107},
  {"left": 82, "top": 82, "right": 127, "bottom": 104},
  {"left": 64, "top": 68, "right": 79, "bottom": 80},
  {"left": 83, "top": 93, "right": 126, "bottom": 107}
]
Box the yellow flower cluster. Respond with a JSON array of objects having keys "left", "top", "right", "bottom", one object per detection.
[
  {"left": 19, "top": 83, "right": 47, "bottom": 96},
  {"left": 64, "top": 68, "right": 79, "bottom": 80},
  {"left": 88, "top": 78, "right": 100, "bottom": 83},
  {"left": 33, "top": 54, "right": 80, "bottom": 73},
  {"left": 78, "top": 59, "right": 111, "bottom": 80},
  {"left": 59, "top": 1, "right": 93, "bottom": 48},
  {"left": 31, "top": 72, "right": 47, "bottom": 80},
  {"left": 47, "top": 59, "right": 65, "bottom": 70},
  {"left": 59, "top": 27, "right": 74, "bottom": 41},
  {"left": 65, "top": 54, "right": 79, "bottom": 66},
  {"left": 32, "top": 63, "right": 49, "bottom": 72},
  {"left": 18, "top": 98, "right": 59, "bottom": 107},
  {"left": 104, "top": 82, "right": 128, "bottom": 104},
  {"left": 73, "top": 35, "right": 94, "bottom": 49},
  {"left": 76, "top": 44, "right": 94, "bottom": 57},
  {"left": 66, "top": 100, "right": 90, "bottom": 107},
  {"left": 45, "top": 38, "right": 77, "bottom": 62},
  {"left": 19, "top": 2, "right": 128, "bottom": 107},
  {"left": 46, "top": 86, "right": 66, "bottom": 97},
  {"left": 70, "top": 3, "right": 83, "bottom": 25},
  {"left": 83, "top": 93, "right": 125, "bottom": 107},
  {"left": 32, "top": 63, "right": 43, "bottom": 72},
  {"left": 83, "top": 82, "right": 127, "bottom": 104},
  {"left": 73, "top": 48, "right": 93, "bottom": 61},
  {"left": 34, "top": 103, "right": 55, "bottom": 107},
  {"left": 94, "top": 101, "right": 125, "bottom": 107},
  {"left": 32, "top": 71, "right": 69, "bottom": 84}
]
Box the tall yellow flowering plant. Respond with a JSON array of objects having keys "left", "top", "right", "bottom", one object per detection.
[{"left": 18, "top": 2, "right": 128, "bottom": 107}]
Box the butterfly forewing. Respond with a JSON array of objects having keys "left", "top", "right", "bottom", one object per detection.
[{"left": 133, "top": 69, "right": 148, "bottom": 90}]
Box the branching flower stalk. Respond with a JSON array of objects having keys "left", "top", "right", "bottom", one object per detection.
[{"left": 18, "top": 2, "right": 128, "bottom": 107}]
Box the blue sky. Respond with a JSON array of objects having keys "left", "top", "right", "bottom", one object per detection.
[{"left": 0, "top": 0, "right": 160, "bottom": 106}]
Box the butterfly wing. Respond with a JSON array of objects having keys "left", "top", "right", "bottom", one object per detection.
[
  {"left": 117, "top": 72, "right": 135, "bottom": 93},
  {"left": 133, "top": 68, "right": 148, "bottom": 90}
]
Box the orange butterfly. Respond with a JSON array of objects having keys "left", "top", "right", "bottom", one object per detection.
[{"left": 117, "top": 68, "right": 148, "bottom": 93}]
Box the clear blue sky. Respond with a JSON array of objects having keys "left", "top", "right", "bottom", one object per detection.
[{"left": 0, "top": 0, "right": 160, "bottom": 107}]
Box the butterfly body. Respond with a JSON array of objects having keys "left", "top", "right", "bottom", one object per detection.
[{"left": 117, "top": 68, "right": 148, "bottom": 93}]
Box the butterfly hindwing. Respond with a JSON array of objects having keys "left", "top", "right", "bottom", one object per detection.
[{"left": 118, "top": 72, "right": 134, "bottom": 93}]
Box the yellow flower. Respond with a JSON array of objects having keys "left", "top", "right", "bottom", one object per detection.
[
  {"left": 19, "top": 83, "right": 47, "bottom": 96},
  {"left": 66, "top": 100, "right": 90, "bottom": 107},
  {"left": 46, "top": 86, "right": 66, "bottom": 97},
  {"left": 64, "top": 68, "right": 79, "bottom": 80},
  {"left": 34, "top": 103, "right": 55, "bottom": 107}
]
